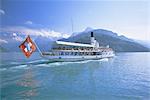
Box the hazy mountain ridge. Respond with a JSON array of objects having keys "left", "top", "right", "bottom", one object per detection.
[
  {"left": 0, "top": 28, "right": 149, "bottom": 52},
  {"left": 59, "top": 28, "right": 150, "bottom": 52},
  {"left": 134, "top": 40, "right": 150, "bottom": 48}
]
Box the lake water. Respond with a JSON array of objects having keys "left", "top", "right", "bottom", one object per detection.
[{"left": 0, "top": 52, "right": 150, "bottom": 100}]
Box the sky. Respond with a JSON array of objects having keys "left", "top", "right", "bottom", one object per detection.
[{"left": 0, "top": 0, "right": 150, "bottom": 41}]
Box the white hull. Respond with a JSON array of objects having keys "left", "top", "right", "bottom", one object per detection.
[{"left": 42, "top": 54, "right": 114, "bottom": 62}]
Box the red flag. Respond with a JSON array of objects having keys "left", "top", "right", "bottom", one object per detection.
[{"left": 19, "top": 35, "right": 36, "bottom": 58}]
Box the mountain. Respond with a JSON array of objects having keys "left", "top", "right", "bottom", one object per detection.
[
  {"left": 0, "top": 32, "right": 53, "bottom": 52},
  {"left": 59, "top": 28, "right": 150, "bottom": 52},
  {"left": 134, "top": 40, "right": 150, "bottom": 49},
  {"left": 0, "top": 28, "right": 149, "bottom": 52}
]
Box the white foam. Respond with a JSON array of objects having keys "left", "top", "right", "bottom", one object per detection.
[
  {"left": 0, "top": 68, "right": 7, "bottom": 71},
  {"left": 36, "top": 64, "right": 54, "bottom": 67},
  {"left": 35, "top": 58, "right": 109, "bottom": 68},
  {"left": 28, "top": 59, "right": 48, "bottom": 64},
  {"left": 99, "top": 58, "right": 109, "bottom": 62},
  {"left": 36, "top": 62, "right": 73, "bottom": 67},
  {"left": 10, "top": 62, "right": 20, "bottom": 64},
  {"left": 47, "top": 60, "right": 91, "bottom": 66},
  {"left": 49, "top": 62, "right": 67, "bottom": 67},
  {"left": 11, "top": 65, "right": 28, "bottom": 69}
]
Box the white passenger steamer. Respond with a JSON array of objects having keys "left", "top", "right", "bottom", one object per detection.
[{"left": 42, "top": 32, "right": 115, "bottom": 62}]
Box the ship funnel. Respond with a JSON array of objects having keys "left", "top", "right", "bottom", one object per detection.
[
  {"left": 91, "top": 32, "right": 94, "bottom": 37},
  {"left": 90, "top": 32, "right": 99, "bottom": 48},
  {"left": 91, "top": 32, "right": 95, "bottom": 46}
]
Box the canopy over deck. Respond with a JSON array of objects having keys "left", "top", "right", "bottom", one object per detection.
[{"left": 56, "top": 41, "right": 95, "bottom": 47}]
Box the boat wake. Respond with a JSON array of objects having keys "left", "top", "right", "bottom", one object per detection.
[
  {"left": 99, "top": 58, "right": 109, "bottom": 62},
  {"left": 35, "top": 58, "right": 109, "bottom": 67},
  {"left": 0, "top": 58, "right": 109, "bottom": 71},
  {"left": 10, "top": 65, "right": 28, "bottom": 69}
]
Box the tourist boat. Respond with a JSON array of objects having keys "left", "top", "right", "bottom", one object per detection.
[{"left": 41, "top": 32, "right": 115, "bottom": 62}]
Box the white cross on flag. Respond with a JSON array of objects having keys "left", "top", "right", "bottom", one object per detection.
[{"left": 19, "top": 35, "right": 36, "bottom": 58}]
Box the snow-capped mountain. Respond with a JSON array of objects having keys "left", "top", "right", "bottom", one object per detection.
[{"left": 0, "top": 27, "right": 150, "bottom": 52}]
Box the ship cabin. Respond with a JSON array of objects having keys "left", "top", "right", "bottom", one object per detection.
[{"left": 42, "top": 32, "right": 114, "bottom": 57}]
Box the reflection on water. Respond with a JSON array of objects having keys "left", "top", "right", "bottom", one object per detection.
[{"left": 17, "top": 65, "right": 39, "bottom": 99}]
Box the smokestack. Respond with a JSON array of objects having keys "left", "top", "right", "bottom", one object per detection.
[{"left": 91, "top": 32, "right": 94, "bottom": 37}]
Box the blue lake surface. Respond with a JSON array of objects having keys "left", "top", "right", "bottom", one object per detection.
[{"left": 0, "top": 52, "right": 150, "bottom": 100}]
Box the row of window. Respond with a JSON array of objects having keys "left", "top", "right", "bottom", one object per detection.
[{"left": 53, "top": 52, "right": 105, "bottom": 56}]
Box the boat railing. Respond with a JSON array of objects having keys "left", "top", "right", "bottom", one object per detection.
[{"left": 52, "top": 48, "right": 113, "bottom": 52}]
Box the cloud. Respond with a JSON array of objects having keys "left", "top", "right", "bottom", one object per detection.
[
  {"left": 0, "top": 9, "right": 5, "bottom": 15},
  {"left": 13, "top": 33, "right": 17, "bottom": 37},
  {"left": 13, "top": 36, "right": 24, "bottom": 42},
  {"left": 25, "top": 21, "right": 33, "bottom": 25},
  {"left": 12, "top": 33, "right": 24, "bottom": 42},
  {"left": 0, "top": 26, "right": 71, "bottom": 39},
  {"left": 0, "top": 39, "right": 8, "bottom": 44}
]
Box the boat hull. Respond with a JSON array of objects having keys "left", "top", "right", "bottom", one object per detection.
[{"left": 42, "top": 54, "right": 114, "bottom": 62}]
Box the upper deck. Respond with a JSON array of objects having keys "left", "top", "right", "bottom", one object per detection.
[{"left": 52, "top": 47, "right": 113, "bottom": 52}]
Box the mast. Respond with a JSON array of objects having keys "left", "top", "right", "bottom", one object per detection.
[{"left": 71, "top": 18, "right": 74, "bottom": 33}]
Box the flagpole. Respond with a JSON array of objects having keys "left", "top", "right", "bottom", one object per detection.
[
  {"left": 32, "top": 35, "right": 43, "bottom": 56},
  {"left": 33, "top": 40, "right": 43, "bottom": 56}
]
